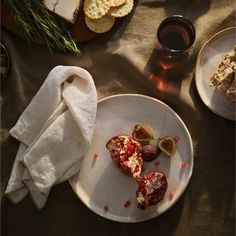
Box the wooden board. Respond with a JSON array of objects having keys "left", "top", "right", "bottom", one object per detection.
[{"left": 1, "top": 0, "right": 130, "bottom": 43}]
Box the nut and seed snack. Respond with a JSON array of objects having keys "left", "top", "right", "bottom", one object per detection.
[{"left": 210, "top": 46, "right": 236, "bottom": 102}]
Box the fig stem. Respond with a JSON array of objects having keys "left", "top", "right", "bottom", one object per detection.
[
  {"left": 153, "top": 137, "right": 159, "bottom": 140},
  {"left": 146, "top": 137, "right": 159, "bottom": 141},
  {"left": 142, "top": 137, "right": 159, "bottom": 141}
]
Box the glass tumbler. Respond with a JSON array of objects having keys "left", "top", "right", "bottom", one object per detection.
[{"left": 155, "top": 15, "right": 196, "bottom": 69}]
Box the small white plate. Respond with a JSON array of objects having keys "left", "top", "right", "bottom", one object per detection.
[
  {"left": 195, "top": 27, "right": 236, "bottom": 120},
  {"left": 70, "top": 94, "right": 193, "bottom": 223}
]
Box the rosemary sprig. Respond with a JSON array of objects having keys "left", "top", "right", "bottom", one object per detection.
[{"left": 7, "top": 0, "right": 81, "bottom": 56}]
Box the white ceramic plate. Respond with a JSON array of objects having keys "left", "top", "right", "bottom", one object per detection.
[
  {"left": 195, "top": 27, "right": 236, "bottom": 120},
  {"left": 70, "top": 94, "right": 193, "bottom": 223}
]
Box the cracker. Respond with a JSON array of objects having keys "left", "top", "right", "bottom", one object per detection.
[
  {"left": 85, "top": 15, "right": 115, "bottom": 33},
  {"left": 110, "top": 0, "right": 126, "bottom": 7},
  {"left": 84, "top": 0, "right": 111, "bottom": 20},
  {"left": 108, "top": 0, "right": 134, "bottom": 18}
]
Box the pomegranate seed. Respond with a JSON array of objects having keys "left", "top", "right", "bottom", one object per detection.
[
  {"left": 181, "top": 162, "right": 187, "bottom": 169},
  {"left": 169, "top": 192, "right": 174, "bottom": 200},
  {"left": 174, "top": 136, "right": 180, "bottom": 142},
  {"left": 126, "top": 144, "right": 135, "bottom": 155},
  {"left": 154, "top": 161, "right": 160, "bottom": 166},
  {"left": 135, "top": 164, "right": 139, "bottom": 171},
  {"left": 104, "top": 206, "right": 109, "bottom": 212},
  {"left": 124, "top": 200, "right": 131, "bottom": 208},
  {"left": 93, "top": 152, "right": 98, "bottom": 159},
  {"left": 114, "top": 143, "right": 120, "bottom": 149}
]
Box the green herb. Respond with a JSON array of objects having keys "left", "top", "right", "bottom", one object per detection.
[{"left": 7, "top": 0, "right": 81, "bottom": 56}]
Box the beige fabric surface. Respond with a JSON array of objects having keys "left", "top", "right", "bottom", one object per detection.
[{"left": 1, "top": 0, "right": 235, "bottom": 235}]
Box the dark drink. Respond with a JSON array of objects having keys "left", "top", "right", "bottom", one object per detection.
[{"left": 156, "top": 15, "right": 195, "bottom": 69}]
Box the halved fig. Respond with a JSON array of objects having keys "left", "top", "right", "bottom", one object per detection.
[
  {"left": 158, "top": 136, "right": 176, "bottom": 156},
  {"left": 132, "top": 124, "right": 154, "bottom": 142}
]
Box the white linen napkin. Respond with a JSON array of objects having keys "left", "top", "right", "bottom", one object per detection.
[{"left": 5, "top": 65, "right": 97, "bottom": 209}]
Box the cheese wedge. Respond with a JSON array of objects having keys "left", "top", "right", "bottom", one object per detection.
[{"left": 44, "top": 0, "right": 82, "bottom": 23}]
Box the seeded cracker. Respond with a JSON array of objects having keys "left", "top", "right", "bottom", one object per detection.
[
  {"left": 108, "top": 0, "right": 134, "bottom": 18},
  {"left": 85, "top": 15, "right": 115, "bottom": 33},
  {"left": 110, "top": 0, "right": 126, "bottom": 7},
  {"left": 84, "top": 0, "right": 111, "bottom": 20}
]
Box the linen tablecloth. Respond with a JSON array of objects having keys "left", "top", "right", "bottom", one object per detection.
[{"left": 1, "top": 0, "right": 235, "bottom": 235}]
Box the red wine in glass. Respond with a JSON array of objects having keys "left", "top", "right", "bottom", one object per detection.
[{"left": 156, "top": 15, "right": 195, "bottom": 69}]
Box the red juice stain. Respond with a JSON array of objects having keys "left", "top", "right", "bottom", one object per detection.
[
  {"left": 124, "top": 200, "right": 131, "bottom": 208},
  {"left": 181, "top": 162, "right": 187, "bottom": 169},
  {"left": 93, "top": 152, "right": 98, "bottom": 159},
  {"left": 169, "top": 192, "right": 174, "bottom": 200}
]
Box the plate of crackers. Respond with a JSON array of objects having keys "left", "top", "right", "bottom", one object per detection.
[
  {"left": 83, "top": 0, "right": 134, "bottom": 34},
  {"left": 195, "top": 27, "right": 236, "bottom": 120},
  {"left": 2, "top": 0, "right": 135, "bottom": 43}
]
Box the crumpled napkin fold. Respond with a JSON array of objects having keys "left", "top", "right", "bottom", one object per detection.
[{"left": 5, "top": 65, "right": 97, "bottom": 209}]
